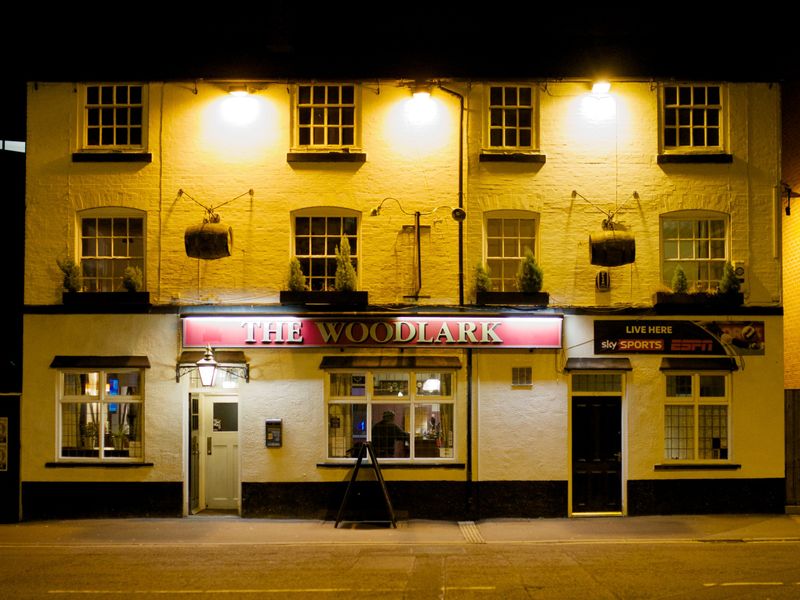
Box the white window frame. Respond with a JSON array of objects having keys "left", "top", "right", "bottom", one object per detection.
[
  {"left": 326, "top": 370, "right": 456, "bottom": 462},
  {"left": 291, "top": 207, "right": 359, "bottom": 291},
  {"left": 664, "top": 372, "right": 730, "bottom": 462},
  {"left": 484, "top": 210, "right": 539, "bottom": 292},
  {"left": 57, "top": 368, "right": 145, "bottom": 462},
  {"left": 291, "top": 83, "right": 361, "bottom": 150},
  {"left": 79, "top": 83, "right": 147, "bottom": 151},
  {"left": 78, "top": 207, "right": 146, "bottom": 292},
  {"left": 483, "top": 84, "right": 539, "bottom": 152},
  {"left": 660, "top": 83, "right": 726, "bottom": 154},
  {"left": 660, "top": 210, "right": 728, "bottom": 292}
]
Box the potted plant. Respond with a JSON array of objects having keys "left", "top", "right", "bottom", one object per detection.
[
  {"left": 122, "top": 266, "right": 144, "bottom": 292},
  {"left": 287, "top": 257, "right": 307, "bottom": 292},
  {"left": 476, "top": 250, "right": 549, "bottom": 306},
  {"left": 57, "top": 258, "right": 82, "bottom": 293},
  {"left": 654, "top": 262, "right": 743, "bottom": 313},
  {"left": 475, "top": 263, "right": 492, "bottom": 293},
  {"left": 280, "top": 240, "right": 368, "bottom": 307},
  {"left": 334, "top": 237, "right": 357, "bottom": 292},
  {"left": 61, "top": 259, "right": 150, "bottom": 308}
]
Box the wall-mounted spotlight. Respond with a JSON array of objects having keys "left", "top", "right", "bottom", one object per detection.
[
  {"left": 228, "top": 84, "right": 249, "bottom": 97},
  {"left": 591, "top": 81, "right": 611, "bottom": 96}
]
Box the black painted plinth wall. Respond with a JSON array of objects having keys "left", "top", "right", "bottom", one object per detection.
[
  {"left": 21, "top": 482, "right": 183, "bottom": 519},
  {"left": 18, "top": 478, "right": 786, "bottom": 520}
]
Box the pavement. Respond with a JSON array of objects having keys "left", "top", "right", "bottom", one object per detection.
[{"left": 2, "top": 513, "right": 800, "bottom": 546}]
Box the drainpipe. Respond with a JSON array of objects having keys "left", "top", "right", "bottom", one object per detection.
[
  {"left": 438, "top": 83, "right": 471, "bottom": 516},
  {"left": 437, "top": 84, "right": 465, "bottom": 306}
]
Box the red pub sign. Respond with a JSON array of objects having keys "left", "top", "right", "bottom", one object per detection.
[{"left": 182, "top": 316, "right": 563, "bottom": 349}]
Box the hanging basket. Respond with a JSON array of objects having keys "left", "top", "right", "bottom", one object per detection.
[
  {"left": 185, "top": 221, "right": 233, "bottom": 260},
  {"left": 589, "top": 230, "right": 635, "bottom": 267}
]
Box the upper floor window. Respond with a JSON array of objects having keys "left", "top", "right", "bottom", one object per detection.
[
  {"left": 485, "top": 211, "right": 538, "bottom": 291},
  {"left": 295, "top": 84, "right": 357, "bottom": 148},
  {"left": 664, "top": 373, "right": 728, "bottom": 461},
  {"left": 79, "top": 209, "right": 145, "bottom": 292},
  {"left": 662, "top": 84, "right": 723, "bottom": 151},
  {"left": 486, "top": 85, "right": 536, "bottom": 151},
  {"left": 661, "top": 213, "right": 727, "bottom": 292},
  {"left": 83, "top": 84, "right": 145, "bottom": 149},
  {"left": 59, "top": 368, "right": 144, "bottom": 461},
  {"left": 293, "top": 210, "right": 358, "bottom": 291}
]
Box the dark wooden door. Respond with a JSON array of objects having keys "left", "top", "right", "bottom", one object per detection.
[
  {"left": 787, "top": 390, "right": 800, "bottom": 506},
  {"left": 572, "top": 396, "right": 622, "bottom": 513}
]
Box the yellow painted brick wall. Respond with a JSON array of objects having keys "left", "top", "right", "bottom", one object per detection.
[
  {"left": 783, "top": 82, "right": 800, "bottom": 388},
  {"left": 25, "top": 81, "right": 782, "bottom": 308}
]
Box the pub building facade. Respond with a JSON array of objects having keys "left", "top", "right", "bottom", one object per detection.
[{"left": 20, "top": 79, "right": 784, "bottom": 519}]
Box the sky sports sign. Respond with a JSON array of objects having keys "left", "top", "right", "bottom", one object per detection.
[
  {"left": 183, "top": 316, "right": 563, "bottom": 349},
  {"left": 594, "top": 320, "right": 765, "bottom": 355}
]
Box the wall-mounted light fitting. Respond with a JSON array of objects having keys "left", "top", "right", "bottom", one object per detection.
[
  {"left": 412, "top": 81, "right": 432, "bottom": 98},
  {"left": 228, "top": 84, "right": 249, "bottom": 97},
  {"left": 592, "top": 81, "right": 611, "bottom": 96},
  {"left": 370, "top": 197, "right": 466, "bottom": 297},
  {"left": 175, "top": 345, "right": 250, "bottom": 387}
]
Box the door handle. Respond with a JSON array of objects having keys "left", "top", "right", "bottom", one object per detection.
[{"left": 207, "top": 436, "right": 212, "bottom": 455}]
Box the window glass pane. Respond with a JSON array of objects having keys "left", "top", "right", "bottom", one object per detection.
[
  {"left": 328, "top": 403, "right": 366, "bottom": 457},
  {"left": 490, "top": 87, "right": 502, "bottom": 105},
  {"left": 416, "top": 373, "right": 452, "bottom": 396},
  {"left": 372, "top": 404, "right": 410, "bottom": 458},
  {"left": 330, "top": 373, "right": 366, "bottom": 397},
  {"left": 105, "top": 401, "right": 142, "bottom": 456},
  {"left": 666, "top": 375, "right": 692, "bottom": 397},
  {"left": 699, "top": 375, "right": 725, "bottom": 397},
  {"left": 372, "top": 372, "right": 409, "bottom": 397},
  {"left": 341, "top": 85, "right": 354, "bottom": 104},
  {"left": 698, "top": 405, "right": 727, "bottom": 459},
  {"left": 519, "top": 87, "right": 531, "bottom": 106},
  {"left": 665, "top": 405, "right": 694, "bottom": 460},
  {"left": 413, "top": 403, "right": 453, "bottom": 458},
  {"left": 61, "top": 402, "right": 101, "bottom": 458},
  {"left": 572, "top": 373, "right": 622, "bottom": 392}
]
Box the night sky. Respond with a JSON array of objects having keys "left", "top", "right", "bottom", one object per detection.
[{"left": 2, "top": 6, "right": 797, "bottom": 140}]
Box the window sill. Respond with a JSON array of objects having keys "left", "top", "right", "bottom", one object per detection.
[
  {"left": 46, "top": 461, "right": 154, "bottom": 468},
  {"left": 317, "top": 462, "right": 465, "bottom": 469},
  {"left": 287, "top": 151, "right": 366, "bottom": 163},
  {"left": 657, "top": 153, "right": 733, "bottom": 164},
  {"left": 479, "top": 152, "right": 546, "bottom": 163},
  {"left": 72, "top": 152, "right": 152, "bottom": 163},
  {"left": 654, "top": 462, "right": 741, "bottom": 471}
]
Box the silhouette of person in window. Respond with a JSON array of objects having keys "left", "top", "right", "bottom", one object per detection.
[{"left": 371, "top": 410, "right": 409, "bottom": 458}]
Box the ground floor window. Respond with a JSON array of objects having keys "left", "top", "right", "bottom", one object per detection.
[
  {"left": 59, "top": 369, "right": 144, "bottom": 460},
  {"left": 327, "top": 370, "right": 455, "bottom": 460},
  {"left": 664, "top": 373, "right": 728, "bottom": 460}
]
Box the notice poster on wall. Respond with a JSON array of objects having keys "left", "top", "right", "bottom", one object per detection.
[
  {"left": 594, "top": 320, "right": 765, "bottom": 356},
  {"left": 0, "top": 416, "right": 7, "bottom": 472}
]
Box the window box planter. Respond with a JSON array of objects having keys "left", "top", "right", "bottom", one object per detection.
[
  {"left": 475, "top": 291, "right": 549, "bottom": 306},
  {"left": 653, "top": 291, "right": 743, "bottom": 312},
  {"left": 279, "top": 291, "right": 368, "bottom": 308},
  {"left": 62, "top": 292, "right": 151, "bottom": 309}
]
